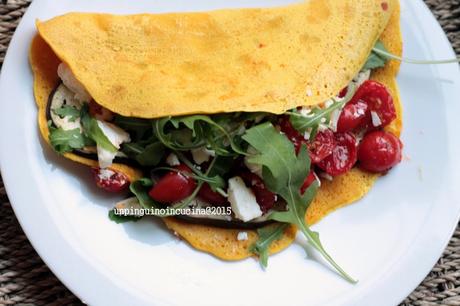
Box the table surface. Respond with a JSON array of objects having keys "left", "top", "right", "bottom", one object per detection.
[{"left": 0, "top": 0, "right": 459, "bottom": 304}]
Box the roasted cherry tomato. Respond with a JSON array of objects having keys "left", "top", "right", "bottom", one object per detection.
[
  {"left": 149, "top": 165, "right": 196, "bottom": 204},
  {"left": 337, "top": 80, "right": 396, "bottom": 132},
  {"left": 336, "top": 100, "right": 369, "bottom": 133},
  {"left": 91, "top": 168, "right": 129, "bottom": 192},
  {"left": 317, "top": 132, "right": 358, "bottom": 176},
  {"left": 240, "top": 172, "right": 276, "bottom": 213},
  {"left": 354, "top": 80, "right": 396, "bottom": 129},
  {"left": 198, "top": 183, "right": 228, "bottom": 206},
  {"left": 279, "top": 116, "right": 304, "bottom": 152},
  {"left": 300, "top": 170, "right": 318, "bottom": 194},
  {"left": 89, "top": 100, "right": 114, "bottom": 121},
  {"left": 358, "top": 80, "right": 396, "bottom": 128},
  {"left": 358, "top": 131, "right": 402, "bottom": 173},
  {"left": 308, "top": 130, "right": 336, "bottom": 164},
  {"left": 279, "top": 117, "right": 335, "bottom": 164}
]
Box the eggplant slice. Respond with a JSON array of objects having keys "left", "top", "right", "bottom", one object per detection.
[
  {"left": 47, "top": 83, "right": 135, "bottom": 165},
  {"left": 174, "top": 215, "right": 274, "bottom": 229}
]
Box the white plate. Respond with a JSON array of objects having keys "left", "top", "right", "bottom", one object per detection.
[{"left": 1, "top": 0, "right": 459, "bottom": 305}]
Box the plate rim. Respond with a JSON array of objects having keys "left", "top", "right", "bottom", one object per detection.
[{"left": 1, "top": 0, "right": 460, "bottom": 305}]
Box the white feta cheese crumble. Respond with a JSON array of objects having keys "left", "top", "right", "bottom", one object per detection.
[
  {"left": 329, "top": 109, "right": 342, "bottom": 132},
  {"left": 166, "top": 153, "right": 180, "bottom": 166},
  {"left": 97, "top": 146, "right": 118, "bottom": 169},
  {"left": 318, "top": 123, "right": 329, "bottom": 132},
  {"left": 98, "top": 168, "right": 115, "bottom": 180},
  {"left": 306, "top": 88, "right": 313, "bottom": 97},
  {"left": 299, "top": 106, "right": 312, "bottom": 117},
  {"left": 191, "top": 147, "right": 215, "bottom": 165},
  {"left": 227, "top": 176, "right": 262, "bottom": 222},
  {"left": 96, "top": 120, "right": 131, "bottom": 168},
  {"left": 97, "top": 121, "right": 131, "bottom": 149},
  {"left": 313, "top": 172, "right": 322, "bottom": 187},
  {"left": 237, "top": 231, "right": 249, "bottom": 241},
  {"left": 324, "top": 99, "right": 334, "bottom": 108},
  {"left": 319, "top": 172, "right": 333, "bottom": 181},
  {"left": 57, "top": 63, "right": 92, "bottom": 102},
  {"left": 353, "top": 70, "right": 371, "bottom": 87},
  {"left": 371, "top": 111, "right": 382, "bottom": 127}
]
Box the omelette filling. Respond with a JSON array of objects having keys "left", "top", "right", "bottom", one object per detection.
[{"left": 47, "top": 41, "right": 402, "bottom": 230}]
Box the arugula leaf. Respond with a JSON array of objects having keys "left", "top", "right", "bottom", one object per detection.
[
  {"left": 153, "top": 118, "right": 205, "bottom": 151},
  {"left": 129, "top": 178, "right": 163, "bottom": 211},
  {"left": 288, "top": 83, "right": 357, "bottom": 133},
  {"left": 249, "top": 223, "right": 289, "bottom": 268},
  {"left": 362, "top": 40, "right": 390, "bottom": 71},
  {"left": 174, "top": 151, "right": 228, "bottom": 191},
  {"left": 122, "top": 142, "right": 165, "bottom": 166},
  {"left": 371, "top": 43, "right": 460, "bottom": 65},
  {"left": 49, "top": 125, "right": 87, "bottom": 154},
  {"left": 108, "top": 209, "right": 142, "bottom": 223},
  {"left": 80, "top": 105, "right": 117, "bottom": 153},
  {"left": 243, "top": 122, "right": 356, "bottom": 283},
  {"left": 52, "top": 105, "right": 80, "bottom": 122},
  {"left": 152, "top": 166, "right": 225, "bottom": 189},
  {"left": 289, "top": 100, "right": 341, "bottom": 133},
  {"left": 154, "top": 115, "right": 247, "bottom": 156},
  {"left": 113, "top": 115, "right": 152, "bottom": 141}
]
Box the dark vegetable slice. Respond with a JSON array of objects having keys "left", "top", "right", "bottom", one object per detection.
[
  {"left": 174, "top": 215, "right": 275, "bottom": 229},
  {"left": 46, "top": 83, "right": 135, "bottom": 165}
]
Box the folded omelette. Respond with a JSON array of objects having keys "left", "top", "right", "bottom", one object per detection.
[{"left": 30, "top": 0, "right": 402, "bottom": 263}]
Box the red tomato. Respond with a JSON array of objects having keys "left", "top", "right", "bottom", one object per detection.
[
  {"left": 337, "top": 81, "right": 396, "bottom": 132},
  {"left": 198, "top": 183, "right": 228, "bottom": 206},
  {"left": 279, "top": 116, "right": 304, "bottom": 152},
  {"left": 308, "top": 130, "right": 336, "bottom": 164},
  {"left": 353, "top": 80, "right": 396, "bottom": 129},
  {"left": 91, "top": 168, "right": 129, "bottom": 192},
  {"left": 279, "top": 117, "right": 335, "bottom": 164},
  {"left": 240, "top": 172, "right": 276, "bottom": 213},
  {"left": 300, "top": 171, "right": 318, "bottom": 194},
  {"left": 336, "top": 100, "right": 369, "bottom": 133},
  {"left": 149, "top": 165, "right": 196, "bottom": 203},
  {"left": 317, "top": 132, "right": 358, "bottom": 176},
  {"left": 358, "top": 131, "right": 403, "bottom": 173}
]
